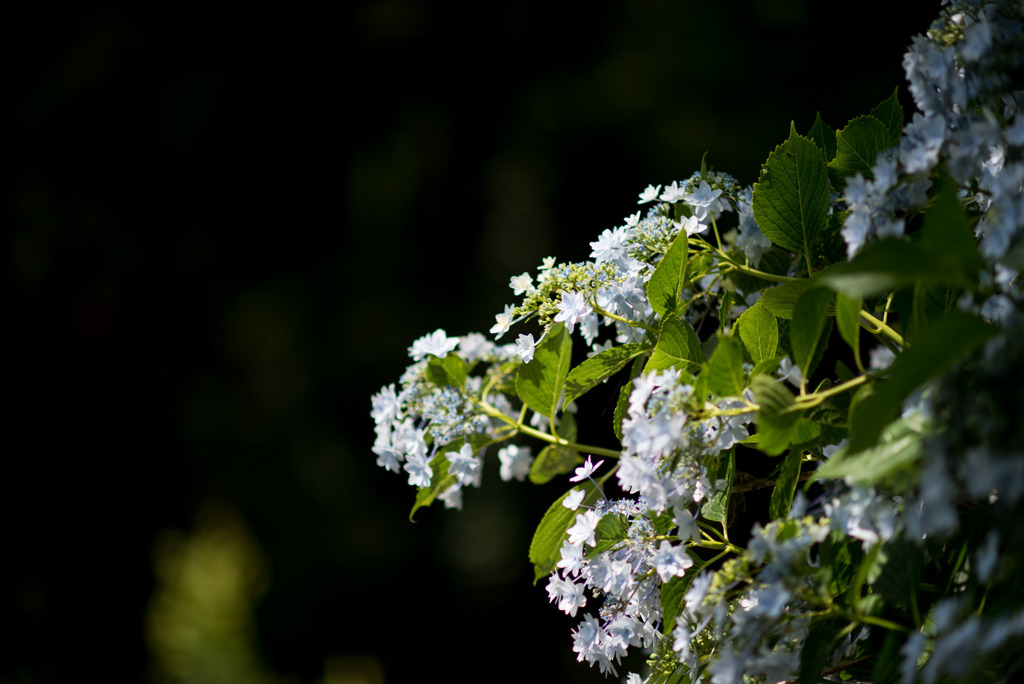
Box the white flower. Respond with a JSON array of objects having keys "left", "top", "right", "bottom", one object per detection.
[
  {"left": 674, "top": 215, "right": 707, "bottom": 237},
  {"left": 566, "top": 510, "right": 602, "bottom": 546},
  {"left": 736, "top": 212, "right": 772, "bottom": 266},
  {"left": 570, "top": 455, "right": 604, "bottom": 482},
  {"left": 509, "top": 272, "right": 534, "bottom": 295},
  {"left": 638, "top": 184, "right": 661, "bottom": 203},
  {"left": 403, "top": 444, "right": 432, "bottom": 488},
  {"left": 446, "top": 442, "right": 481, "bottom": 483},
  {"left": 556, "top": 540, "right": 585, "bottom": 576},
  {"left": 554, "top": 290, "right": 593, "bottom": 334},
  {"left": 490, "top": 304, "right": 515, "bottom": 339},
  {"left": 660, "top": 181, "right": 686, "bottom": 203},
  {"left": 515, "top": 333, "right": 537, "bottom": 364},
  {"left": 498, "top": 444, "right": 533, "bottom": 482},
  {"left": 563, "top": 488, "right": 586, "bottom": 510},
  {"left": 777, "top": 357, "right": 803, "bottom": 388},
  {"left": 651, "top": 540, "right": 694, "bottom": 582},
  {"left": 438, "top": 484, "right": 463, "bottom": 510},
  {"left": 623, "top": 211, "right": 641, "bottom": 228},
  {"left": 408, "top": 329, "right": 459, "bottom": 361},
  {"left": 590, "top": 227, "right": 628, "bottom": 264}
]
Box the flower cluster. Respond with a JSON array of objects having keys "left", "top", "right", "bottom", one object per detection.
[{"left": 371, "top": 2, "right": 1024, "bottom": 681}]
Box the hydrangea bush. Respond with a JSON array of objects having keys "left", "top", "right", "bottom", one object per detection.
[{"left": 371, "top": 2, "right": 1024, "bottom": 681}]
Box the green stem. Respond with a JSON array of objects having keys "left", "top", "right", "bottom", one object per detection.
[
  {"left": 590, "top": 296, "right": 657, "bottom": 333},
  {"left": 720, "top": 260, "right": 796, "bottom": 284},
  {"left": 859, "top": 310, "right": 906, "bottom": 347},
  {"left": 791, "top": 374, "right": 868, "bottom": 410},
  {"left": 473, "top": 399, "right": 622, "bottom": 459}
]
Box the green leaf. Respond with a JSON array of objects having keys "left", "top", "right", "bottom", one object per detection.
[
  {"left": 799, "top": 619, "right": 841, "bottom": 684},
  {"left": 529, "top": 444, "right": 578, "bottom": 485},
  {"left": 661, "top": 561, "right": 706, "bottom": 636},
  {"left": 870, "top": 86, "right": 904, "bottom": 148},
  {"left": 409, "top": 436, "right": 489, "bottom": 520},
  {"left": 848, "top": 311, "right": 997, "bottom": 454},
  {"left": 816, "top": 416, "right": 923, "bottom": 487},
  {"left": 645, "top": 313, "right": 704, "bottom": 375},
  {"left": 737, "top": 301, "right": 779, "bottom": 363},
  {"left": 790, "top": 287, "right": 833, "bottom": 379},
  {"left": 563, "top": 343, "right": 648, "bottom": 406},
  {"left": 586, "top": 513, "right": 628, "bottom": 558},
  {"left": 750, "top": 355, "right": 783, "bottom": 380},
  {"left": 612, "top": 356, "right": 647, "bottom": 441},
  {"left": 819, "top": 238, "right": 972, "bottom": 299},
  {"left": 919, "top": 175, "right": 985, "bottom": 279},
  {"left": 835, "top": 292, "right": 862, "bottom": 361},
  {"left": 613, "top": 381, "right": 633, "bottom": 442},
  {"left": 701, "top": 450, "right": 735, "bottom": 523},
  {"left": 808, "top": 112, "right": 837, "bottom": 162},
  {"left": 648, "top": 227, "right": 690, "bottom": 317},
  {"left": 516, "top": 323, "right": 572, "bottom": 418},
  {"left": 872, "top": 630, "right": 907, "bottom": 684},
  {"left": 751, "top": 375, "right": 801, "bottom": 456},
  {"left": 529, "top": 476, "right": 609, "bottom": 583},
  {"left": 529, "top": 414, "right": 580, "bottom": 484},
  {"left": 871, "top": 538, "right": 924, "bottom": 608},
  {"left": 827, "top": 115, "right": 890, "bottom": 186},
  {"left": 770, "top": 448, "right": 803, "bottom": 520},
  {"left": 426, "top": 353, "right": 467, "bottom": 389},
  {"left": 705, "top": 336, "right": 745, "bottom": 397},
  {"left": 760, "top": 278, "right": 815, "bottom": 319},
  {"left": 752, "top": 123, "right": 830, "bottom": 259}
]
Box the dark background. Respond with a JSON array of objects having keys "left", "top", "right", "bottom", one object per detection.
[{"left": 7, "top": 2, "right": 930, "bottom": 682}]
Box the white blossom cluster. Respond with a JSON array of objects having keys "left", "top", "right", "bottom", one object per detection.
[
  {"left": 497, "top": 170, "right": 769, "bottom": 361},
  {"left": 547, "top": 495, "right": 698, "bottom": 676},
  {"left": 843, "top": 0, "right": 1024, "bottom": 281},
  {"left": 370, "top": 329, "right": 532, "bottom": 509},
  {"left": 370, "top": 2, "right": 1024, "bottom": 681}
]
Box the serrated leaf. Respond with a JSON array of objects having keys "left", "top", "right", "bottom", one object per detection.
[
  {"left": 648, "top": 227, "right": 690, "bottom": 317},
  {"left": 770, "top": 448, "right": 803, "bottom": 520},
  {"left": 790, "top": 287, "right": 833, "bottom": 379},
  {"left": 705, "top": 336, "right": 745, "bottom": 397},
  {"left": 753, "top": 123, "right": 830, "bottom": 260},
  {"left": 529, "top": 476, "right": 609, "bottom": 583},
  {"left": 645, "top": 313, "right": 703, "bottom": 375},
  {"left": 737, "top": 301, "right": 778, "bottom": 363},
  {"left": 827, "top": 115, "right": 890, "bottom": 185},
  {"left": 563, "top": 343, "right": 648, "bottom": 406},
  {"left": 848, "top": 311, "right": 996, "bottom": 454},
  {"left": 701, "top": 450, "right": 735, "bottom": 523},
  {"left": 870, "top": 86, "right": 904, "bottom": 147},
  {"left": 809, "top": 112, "right": 837, "bottom": 162},
  {"left": 516, "top": 323, "right": 572, "bottom": 418}
]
